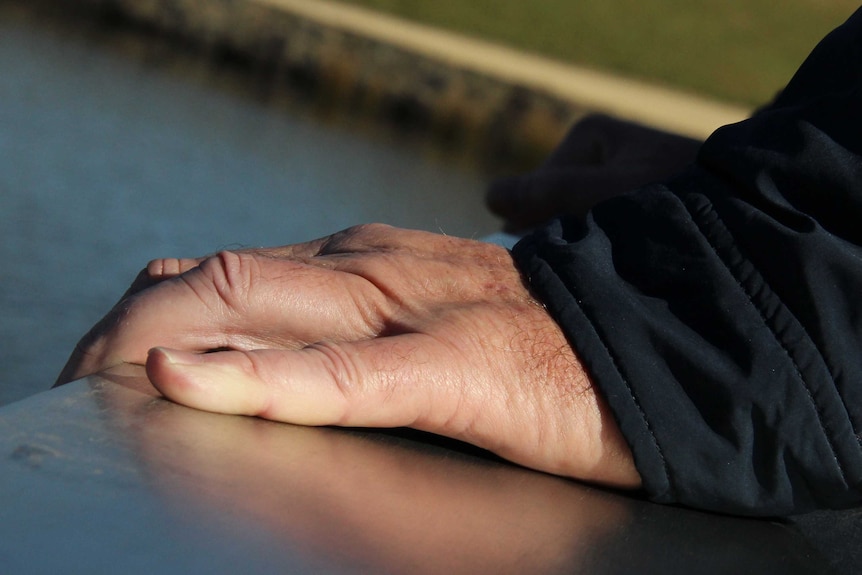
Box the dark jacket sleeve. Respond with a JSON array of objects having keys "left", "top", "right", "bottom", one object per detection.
[{"left": 511, "top": 8, "right": 862, "bottom": 516}]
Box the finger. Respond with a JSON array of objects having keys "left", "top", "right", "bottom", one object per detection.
[
  {"left": 119, "top": 257, "right": 204, "bottom": 298},
  {"left": 310, "top": 223, "right": 457, "bottom": 259},
  {"left": 486, "top": 166, "right": 646, "bottom": 231},
  {"left": 57, "top": 256, "right": 226, "bottom": 387},
  {"left": 140, "top": 233, "right": 337, "bottom": 282},
  {"left": 57, "top": 251, "right": 386, "bottom": 384},
  {"left": 135, "top": 225, "right": 424, "bottom": 270},
  {"left": 486, "top": 172, "right": 567, "bottom": 232},
  {"left": 146, "top": 257, "right": 202, "bottom": 280},
  {"left": 146, "top": 335, "right": 454, "bottom": 430},
  {"left": 142, "top": 240, "right": 328, "bottom": 281},
  {"left": 540, "top": 114, "right": 616, "bottom": 169},
  {"left": 123, "top": 238, "right": 332, "bottom": 301},
  {"left": 242, "top": 224, "right": 416, "bottom": 261},
  {"left": 114, "top": 227, "right": 396, "bottom": 308},
  {"left": 146, "top": 333, "right": 642, "bottom": 488},
  {"left": 543, "top": 114, "right": 702, "bottom": 171}
]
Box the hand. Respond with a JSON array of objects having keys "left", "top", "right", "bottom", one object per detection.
[
  {"left": 56, "top": 224, "right": 640, "bottom": 489},
  {"left": 486, "top": 114, "right": 702, "bottom": 231}
]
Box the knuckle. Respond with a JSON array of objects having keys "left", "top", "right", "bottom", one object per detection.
[
  {"left": 194, "top": 250, "right": 261, "bottom": 313},
  {"left": 319, "top": 223, "right": 396, "bottom": 255},
  {"left": 309, "top": 341, "right": 370, "bottom": 424},
  {"left": 350, "top": 222, "right": 392, "bottom": 237}
]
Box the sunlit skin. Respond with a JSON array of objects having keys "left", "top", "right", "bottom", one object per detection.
[
  {"left": 58, "top": 116, "right": 705, "bottom": 492},
  {"left": 58, "top": 225, "right": 640, "bottom": 489}
]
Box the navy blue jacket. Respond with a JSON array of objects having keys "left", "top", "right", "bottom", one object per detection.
[{"left": 513, "top": 8, "right": 862, "bottom": 516}]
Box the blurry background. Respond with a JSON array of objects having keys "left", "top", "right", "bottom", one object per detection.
[
  {"left": 339, "top": 0, "right": 859, "bottom": 105},
  {"left": 1, "top": 0, "right": 858, "bottom": 406},
  {"left": 0, "top": 3, "right": 500, "bottom": 405}
]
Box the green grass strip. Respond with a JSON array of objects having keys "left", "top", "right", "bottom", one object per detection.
[{"left": 338, "top": 0, "right": 859, "bottom": 105}]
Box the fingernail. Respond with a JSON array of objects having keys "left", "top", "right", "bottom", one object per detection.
[
  {"left": 148, "top": 347, "right": 202, "bottom": 366},
  {"left": 146, "top": 348, "right": 262, "bottom": 415}
]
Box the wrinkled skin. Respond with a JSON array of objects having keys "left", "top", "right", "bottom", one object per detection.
[
  {"left": 56, "top": 225, "right": 641, "bottom": 489},
  {"left": 486, "top": 114, "right": 702, "bottom": 231},
  {"left": 56, "top": 116, "right": 701, "bottom": 490}
]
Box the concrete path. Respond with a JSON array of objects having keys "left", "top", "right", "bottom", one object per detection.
[{"left": 261, "top": 0, "right": 752, "bottom": 138}]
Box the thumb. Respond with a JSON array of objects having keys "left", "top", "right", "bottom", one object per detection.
[
  {"left": 146, "top": 336, "right": 447, "bottom": 429},
  {"left": 487, "top": 167, "right": 641, "bottom": 231}
]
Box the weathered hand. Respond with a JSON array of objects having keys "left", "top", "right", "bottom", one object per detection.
[
  {"left": 487, "top": 114, "right": 702, "bottom": 231},
  {"left": 56, "top": 224, "right": 640, "bottom": 488}
]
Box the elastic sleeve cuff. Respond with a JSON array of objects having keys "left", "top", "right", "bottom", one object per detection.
[{"left": 511, "top": 180, "right": 862, "bottom": 515}]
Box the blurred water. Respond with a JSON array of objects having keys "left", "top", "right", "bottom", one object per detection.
[{"left": 0, "top": 6, "right": 499, "bottom": 405}]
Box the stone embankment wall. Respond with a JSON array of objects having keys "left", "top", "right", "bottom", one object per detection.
[
  {"left": 62, "top": 0, "right": 585, "bottom": 168},
  {"left": 50, "top": 0, "right": 749, "bottom": 167}
]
